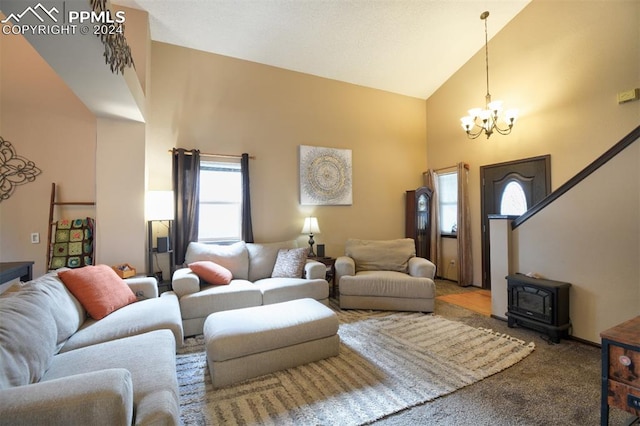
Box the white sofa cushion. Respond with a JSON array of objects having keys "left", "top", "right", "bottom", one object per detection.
[
  {"left": 42, "top": 330, "right": 179, "bottom": 425},
  {"left": 339, "top": 271, "right": 435, "bottom": 299},
  {"left": 246, "top": 240, "right": 297, "bottom": 281},
  {"left": 27, "top": 270, "right": 85, "bottom": 350},
  {"left": 257, "top": 277, "right": 329, "bottom": 305},
  {"left": 345, "top": 238, "right": 416, "bottom": 273},
  {"left": 0, "top": 284, "right": 57, "bottom": 388},
  {"left": 185, "top": 241, "right": 249, "bottom": 280},
  {"left": 59, "top": 293, "right": 184, "bottom": 353},
  {"left": 179, "top": 280, "right": 262, "bottom": 320}
]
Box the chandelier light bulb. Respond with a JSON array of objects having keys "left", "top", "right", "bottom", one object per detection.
[
  {"left": 487, "top": 100, "right": 503, "bottom": 112},
  {"left": 468, "top": 108, "right": 482, "bottom": 118},
  {"left": 460, "top": 115, "right": 475, "bottom": 130},
  {"left": 505, "top": 108, "right": 519, "bottom": 123},
  {"left": 478, "top": 109, "right": 492, "bottom": 121}
]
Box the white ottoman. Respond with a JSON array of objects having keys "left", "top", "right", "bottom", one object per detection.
[{"left": 203, "top": 298, "right": 340, "bottom": 388}]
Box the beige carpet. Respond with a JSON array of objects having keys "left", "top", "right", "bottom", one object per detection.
[{"left": 176, "top": 307, "right": 534, "bottom": 425}]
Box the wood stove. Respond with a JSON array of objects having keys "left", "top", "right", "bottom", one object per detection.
[{"left": 506, "top": 274, "right": 571, "bottom": 343}]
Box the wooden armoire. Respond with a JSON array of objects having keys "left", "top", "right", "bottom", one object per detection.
[{"left": 405, "top": 186, "right": 432, "bottom": 259}]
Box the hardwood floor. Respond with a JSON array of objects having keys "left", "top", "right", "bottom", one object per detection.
[{"left": 436, "top": 286, "right": 492, "bottom": 316}]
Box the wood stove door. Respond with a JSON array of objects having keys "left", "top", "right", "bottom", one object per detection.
[{"left": 481, "top": 155, "right": 551, "bottom": 289}]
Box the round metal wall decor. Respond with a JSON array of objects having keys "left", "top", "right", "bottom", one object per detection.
[{"left": 299, "top": 145, "right": 352, "bottom": 205}]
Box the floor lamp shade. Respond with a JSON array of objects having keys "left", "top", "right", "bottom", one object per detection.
[{"left": 146, "top": 191, "right": 174, "bottom": 220}]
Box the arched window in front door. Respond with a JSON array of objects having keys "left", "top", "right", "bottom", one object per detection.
[{"left": 500, "top": 181, "right": 527, "bottom": 215}]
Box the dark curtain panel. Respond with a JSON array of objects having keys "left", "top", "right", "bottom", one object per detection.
[
  {"left": 457, "top": 162, "right": 473, "bottom": 286},
  {"left": 172, "top": 148, "right": 200, "bottom": 265},
  {"left": 241, "top": 153, "right": 254, "bottom": 243}
]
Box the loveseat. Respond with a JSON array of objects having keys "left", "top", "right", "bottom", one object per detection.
[
  {"left": 336, "top": 238, "right": 436, "bottom": 312},
  {"left": 172, "top": 240, "right": 329, "bottom": 336},
  {"left": 0, "top": 267, "right": 184, "bottom": 425}
]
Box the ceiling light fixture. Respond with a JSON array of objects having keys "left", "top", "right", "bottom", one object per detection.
[{"left": 460, "top": 11, "right": 518, "bottom": 139}]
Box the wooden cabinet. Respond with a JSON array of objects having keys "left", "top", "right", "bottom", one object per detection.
[
  {"left": 601, "top": 316, "right": 640, "bottom": 425},
  {"left": 405, "top": 187, "right": 432, "bottom": 259}
]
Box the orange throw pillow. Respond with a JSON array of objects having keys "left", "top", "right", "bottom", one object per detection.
[
  {"left": 58, "top": 265, "right": 137, "bottom": 320},
  {"left": 189, "top": 261, "right": 233, "bottom": 285}
]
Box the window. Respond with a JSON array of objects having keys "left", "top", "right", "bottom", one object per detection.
[
  {"left": 198, "top": 160, "right": 242, "bottom": 242},
  {"left": 437, "top": 171, "right": 458, "bottom": 235},
  {"left": 500, "top": 181, "right": 527, "bottom": 216}
]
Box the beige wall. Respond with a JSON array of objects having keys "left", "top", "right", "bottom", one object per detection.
[
  {"left": 94, "top": 6, "right": 150, "bottom": 274},
  {"left": 3, "top": 0, "right": 638, "bottom": 312},
  {"left": 0, "top": 28, "right": 96, "bottom": 278},
  {"left": 148, "top": 43, "right": 428, "bottom": 257},
  {"left": 426, "top": 0, "right": 639, "bottom": 286},
  {"left": 514, "top": 141, "right": 639, "bottom": 343},
  {"left": 95, "top": 118, "right": 146, "bottom": 271},
  {"left": 0, "top": 6, "right": 150, "bottom": 278}
]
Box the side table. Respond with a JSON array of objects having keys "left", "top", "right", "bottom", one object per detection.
[
  {"left": 312, "top": 257, "right": 336, "bottom": 297},
  {"left": 158, "top": 280, "right": 172, "bottom": 294},
  {"left": 600, "top": 315, "right": 640, "bottom": 425}
]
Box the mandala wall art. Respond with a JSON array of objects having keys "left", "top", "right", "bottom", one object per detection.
[
  {"left": 299, "top": 145, "right": 352, "bottom": 205},
  {"left": 0, "top": 137, "right": 42, "bottom": 203}
]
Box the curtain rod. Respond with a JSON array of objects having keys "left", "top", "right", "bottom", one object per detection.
[
  {"left": 169, "top": 149, "right": 255, "bottom": 160},
  {"left": 427, "top": 163, "right": 470, "bottom": 173}
]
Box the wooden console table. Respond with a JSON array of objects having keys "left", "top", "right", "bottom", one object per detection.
[
  {"left": 0, "top": 261, "right": 34, "bottom": 285},
  {"left": 601, "top": 315, "right": 640, "bottom": 425}
]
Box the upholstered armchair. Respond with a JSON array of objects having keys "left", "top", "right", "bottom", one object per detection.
[{"left": 335, "top": 238, "right": 436, "bottom": 312}]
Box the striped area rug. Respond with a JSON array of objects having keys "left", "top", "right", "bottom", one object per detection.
[{"left": 177, "top": 306, "right": 535, "bottom": 425}]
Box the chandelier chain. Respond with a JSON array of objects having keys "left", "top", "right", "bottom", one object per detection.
[{"left": 484, "top": 13, "right": 490, "bottom": 100}]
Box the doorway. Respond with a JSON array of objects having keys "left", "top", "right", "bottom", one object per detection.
[{"left": 480, "top": 155, "right": 551, "bottom": 289}]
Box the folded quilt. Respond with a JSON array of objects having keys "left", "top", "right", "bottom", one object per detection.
[{"left": 49, "top": 218, "right": 95, "bottom": 269}]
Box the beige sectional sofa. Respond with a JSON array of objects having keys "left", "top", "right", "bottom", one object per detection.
[
  {"left": 172, "top": 240, "right": 329, "bottom": 336},
  {"left": 0, "top": 270, "right": 184, "bottom": 425}
]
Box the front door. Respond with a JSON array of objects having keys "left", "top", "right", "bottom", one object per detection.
[{"left": 480, "top": 155, "right": 550, "bottom": 289}]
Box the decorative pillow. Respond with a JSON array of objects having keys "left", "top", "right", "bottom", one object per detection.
[
  {"left": 189, "top": 261, "right": 233, "bottom": 285},
  {"left": 271, "top": 248, "right": 308, "bottom": 278},
  {"left": 247, "top": 240, "right": 297, "bottom": 281},
  {"left": 0, "top": 285, "right": 57, "bottom": 389},
  {"left": 346, "top": 238, "right": 416, "bottom": 273},
  {"left": 58, "top": 265, "right": 137, "bottom": 320},
  {"left": 184, "top": 241, "right": 249, "bottom": 280}
]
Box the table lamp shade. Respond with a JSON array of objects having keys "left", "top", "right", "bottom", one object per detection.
[{"left": 301, "top": 217, "right": 320, "bottom": 235}]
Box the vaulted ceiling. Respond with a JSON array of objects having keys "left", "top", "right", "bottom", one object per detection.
[
  {"left": 114, "top": 0, "right": 531, "bottom": 99},
  {"left": 0, "top": 0, "right": 531, "bottom": 122}
]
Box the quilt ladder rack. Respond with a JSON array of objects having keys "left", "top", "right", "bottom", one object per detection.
[{"left": 46, "top": 182, "right": 96, "bottom": 269}]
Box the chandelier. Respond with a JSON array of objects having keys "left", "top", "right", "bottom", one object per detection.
[{"left": 460, "top": 11, "right": 518, "bottom": 139}]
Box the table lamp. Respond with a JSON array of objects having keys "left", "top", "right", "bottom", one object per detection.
[{"left": 301, "top": 217, "right": 321, "bottom": 257}]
